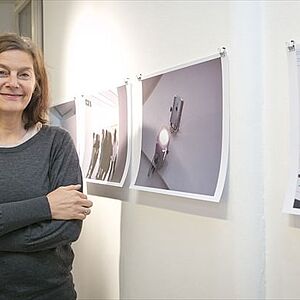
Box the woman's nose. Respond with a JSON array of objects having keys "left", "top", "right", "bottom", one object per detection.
[{"left": 5, "top": 74, "right": 19, "bottom": 88}]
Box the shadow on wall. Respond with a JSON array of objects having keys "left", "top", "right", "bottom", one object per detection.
[
  {"left": 87, "top": 163, "right": 230, "bottom": 221},
  {"left": 288, "top": 215, "right": 300, "bottom": 228}
]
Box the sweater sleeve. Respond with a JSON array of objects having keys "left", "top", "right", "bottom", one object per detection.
[
  {"left": 0, "top": 128, "right": 83, "bottom": 252},
  {"left": 0, "top": 196, "right": 52, "bottom": 236}
]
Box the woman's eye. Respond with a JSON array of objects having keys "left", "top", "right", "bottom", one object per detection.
[
  {"left": 18, "top": 73, "right": 31, "bottom": 79},
  {"left": 0, "top": 70, "right": 8, "bottom": 78}
]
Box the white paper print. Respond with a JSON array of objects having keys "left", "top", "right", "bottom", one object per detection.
[
  {"left": 80, "top": 85, "right": 129, "bottom": 187},
  {"left": 49, "top": 99, "right": 78, "bottom": 148},
  {"left": 284, "top": 45, "right": 300, "bottom": 214},
  {"left": 132, "top": 54, "right": 229, "bottom": 202}
]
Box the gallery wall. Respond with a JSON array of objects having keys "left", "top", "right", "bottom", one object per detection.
[
  {"left": 120, "top": 2, "right": 265, "bottom": 299},
  {"left": 40, "top": 0, "right": 300, "bottom": 299},
  {"left": 42, "top": 1, "right": 265, "bottom": 299},
  {"left": 264, "top": 3, "right": 300, "bottom": 298}
]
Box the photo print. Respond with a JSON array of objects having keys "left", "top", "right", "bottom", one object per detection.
[
  {"left": 284, "top": 42, "right": 300, "bottom": 215},
  {"left": 81, "top": 85, "right": 129, "bottom": 187},
  {"left": 49, "top": 99, "right": 78, "bottom": 147},
  {"left": 132, "top": 54, "right": 229, "bottom": 201}
]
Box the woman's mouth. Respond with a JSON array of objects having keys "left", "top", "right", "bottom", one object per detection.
[{"left": 0, "top": 93, "right": 24, "bottom": 100}]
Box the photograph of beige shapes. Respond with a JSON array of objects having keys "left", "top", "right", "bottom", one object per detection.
[{"left": 79, "top": 85, "right": 130, "bottom": 187}]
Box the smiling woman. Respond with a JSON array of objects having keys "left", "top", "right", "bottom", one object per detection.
[
  {"left": 0, "top": 50, "right": 36, "bottom": 134},
  {"left": 0, "top": 33, "right": 93, "bottom": 300}
]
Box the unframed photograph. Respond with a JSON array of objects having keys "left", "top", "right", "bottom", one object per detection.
[
  {"left": 81, "top": 85, "right": 129, "bottom": 186},
  {"left": 133, "top": 55, "right": 229, "bottom": 201}
]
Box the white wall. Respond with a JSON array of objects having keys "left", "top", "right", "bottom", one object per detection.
[
  {"left": 264, "top": 2, "right": 300, "bottom": 299},
  {"left": 43, "top": 1, "right": 265, "bottom": 299},
  {"left": 120, "top": 1, "right": 265, "bottom": 299},
  {"left": 72, "top": 195, "right": 121, "bottom": 300},
  {"left": 42, "top": 1, "right": 300, "bottom": 299},
  {"left": 0, "top": 0, "right": 16, "bottom": 33}
]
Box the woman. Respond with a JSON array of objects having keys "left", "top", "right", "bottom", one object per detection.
[{"left": 0, "top": 33, "right": 93, "bottom": 299}]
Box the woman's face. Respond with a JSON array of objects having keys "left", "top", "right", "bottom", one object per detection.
[{"left": 0, "top": 49, "right": 36, "bottom": 118}]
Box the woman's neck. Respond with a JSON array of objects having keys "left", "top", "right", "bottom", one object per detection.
[{"left": 0, "top": 114, "right": 27, "bottom": 145}]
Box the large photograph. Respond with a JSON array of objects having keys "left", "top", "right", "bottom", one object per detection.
[
  {"left": 132, "top": 55, "right": 229, "bottom": 201},
  {"left": 79, "top": 85, "right": 129, "bottom": 187}
]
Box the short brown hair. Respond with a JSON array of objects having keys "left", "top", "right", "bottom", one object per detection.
[{"left": 0, "top": 33, "right": 49, "bottom": 129}]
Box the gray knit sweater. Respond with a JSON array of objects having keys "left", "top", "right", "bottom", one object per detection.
[{"left": 0, "top": 125, "right": 83, "bottom": 299}]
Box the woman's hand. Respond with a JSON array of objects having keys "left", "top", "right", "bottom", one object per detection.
[{"left": 47, "top": 184, "right": 93, "bottom": 220}]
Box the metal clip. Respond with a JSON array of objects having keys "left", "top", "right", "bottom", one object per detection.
[
  {"left": 287, "top": 40, "right": 295, "bottom": 52},
  {"left": 219, "top": 47, "right": 227, "bottom": 57}
]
